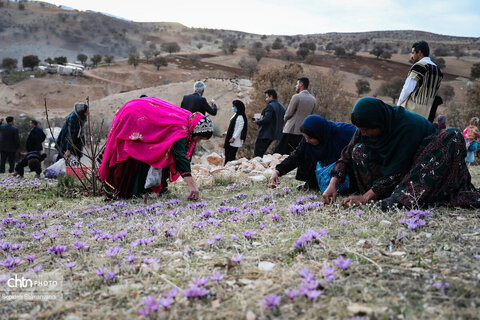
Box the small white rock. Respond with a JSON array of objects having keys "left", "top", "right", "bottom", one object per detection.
[
  {"left": 258, "top": 261, "right": 275, "bottom": 271},
  {"left": 250, "top": 175, "right": 266, "bottom": 182},
  {"left": 379, "top": 220, "right": 392, "bottom": 227}
]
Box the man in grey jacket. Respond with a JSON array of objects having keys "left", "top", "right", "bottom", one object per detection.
[
  {"left": 254, "top": 89, "right": 286, "bottom": 157},
  {"left": 275, "top": 77, "right": 316, "bottom": 155}
]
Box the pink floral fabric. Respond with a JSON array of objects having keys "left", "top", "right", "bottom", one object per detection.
[{"left": 99, "top": 97, "right": 204, "bottom": 183}]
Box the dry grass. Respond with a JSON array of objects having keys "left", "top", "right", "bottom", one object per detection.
[{"left": 0, "top": 168, "right": 479, "bottom": 320}]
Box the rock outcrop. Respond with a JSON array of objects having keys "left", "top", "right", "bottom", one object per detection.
[{"left": 183, "top": 153, "right": 290, "bottom": 186}]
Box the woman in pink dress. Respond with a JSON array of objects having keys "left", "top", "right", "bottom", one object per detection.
[{"left": 99, "top": 97, "right": 213, "bottom": 201}]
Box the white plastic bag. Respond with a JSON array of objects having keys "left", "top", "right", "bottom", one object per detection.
[
  {"left": 44, "top": 158, "right": 66, "bottom": 178},
  {"left": 144, "top": 166, "right": 162, "bottom": 189},
  {"left": 66, "top": 156, "right": 81, "bottom": 168}
]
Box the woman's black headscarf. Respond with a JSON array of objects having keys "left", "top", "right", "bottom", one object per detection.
[
  {"left": 300, "top": 115, "right": 356, "bottom": 166},
  {"left": 225, "top": 100, "right": 248, "bottom": 145},
  {"left": 351, "top": 97, "right": 436, "bottom": 176}
]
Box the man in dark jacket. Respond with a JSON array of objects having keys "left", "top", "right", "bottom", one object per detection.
[
  {"left": 0, "top": 116, "right": 20, "bottom": 173},
  {"left": 26, "top": 120, "right": 46, "bottom": 152},
  {"left": 56, "top": 102, "right": 88, "bottom": 161},
  {"left": 253, "top": 89, "right": 286, "bottom": 157},
  {"left": 181, "top": 81, "right": 218, "bottom": 116}
]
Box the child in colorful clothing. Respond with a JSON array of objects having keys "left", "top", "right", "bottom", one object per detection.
[
  {"left": 463, "top": 117, "right": 479, "bottom": 140},
  {"left": 464, "top": 124, "right": 479, "bottom": 167}
]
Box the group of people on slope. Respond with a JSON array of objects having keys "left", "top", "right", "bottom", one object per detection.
[
  {"left": 266, "top": 41, "right": 479, "bottom": 209},
  {"left": 9, "top": 39, "right": 476, "bottom": 210},
  {"left": 97, "top": 40, "right": 480, "bottom": 209},
  {"left": 96, "top": 77, "right": 317, "bottom": 201}
]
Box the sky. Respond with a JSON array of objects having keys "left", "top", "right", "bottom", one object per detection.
[{"left": 45, "top": 0, "right": 480, "bottom": 37}]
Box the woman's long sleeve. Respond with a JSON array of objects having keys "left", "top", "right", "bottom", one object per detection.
[
  {"left": 171, "top": 138, "right": 192, "bottom": 177},
  {"left": 275, "top": 140, "right": 306, "bottom": 176}
]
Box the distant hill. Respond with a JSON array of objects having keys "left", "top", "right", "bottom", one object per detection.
[{"left": 1, "top": 0, "right": 479, "bottom": 64}]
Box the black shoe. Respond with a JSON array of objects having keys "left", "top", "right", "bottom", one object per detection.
[
  {"left": 377, "top": 197, "right": 396, "bottom": 211},
  {"left": 296, "top": 183, "right": 309, "bottom": 191}
]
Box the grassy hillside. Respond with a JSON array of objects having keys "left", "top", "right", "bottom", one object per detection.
[{"left": 0, "top": 168, "right": 479, "bottom": 319}]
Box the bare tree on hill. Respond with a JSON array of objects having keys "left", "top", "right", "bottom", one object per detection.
[
  {"left": 128, "top": 53, "right": 140, "bottom": 68},
  {"left": 238, "top": 57, "right": 258, "bottom": 77},
  {"left": 377, "top": 77, "right": 404, "bottom": 104},
  {"left": 356, "top": 79, "right": 371, "bottom": 97},
  {"left": 153, "top": 56, "right": 167, "bottom": 71},
  {"left": 104, "top": 55, "right": 114, "bottom": 66},
  {"left": 143, "top": 49, "right": 153, "bottom": 63},
  {"left": 370, "top": 45, "right": 384, "bottom": 59},
  {"left": 248, "top": 42, "right": 266, "bottom": 62}
]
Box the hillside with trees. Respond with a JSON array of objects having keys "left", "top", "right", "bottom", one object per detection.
[{"left": 1, "top": 0, "right": 479, "bottom": 64}]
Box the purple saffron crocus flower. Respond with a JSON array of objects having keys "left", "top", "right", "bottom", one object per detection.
[
  {"left": 262, "top": 294, "right": 281, "bottom": 309},
  {"left": 158, "top": 297, "right": 174, "bottom": 310},
  {"left": 213, "top": 234, "right": 223, "bottom": 241},
  {"left": 106, "top": 272, "right": 116, "bottom": 280},
  {"left": 231, "top": 254, "right": 243, "bottom": 263},
  {"left": 298, "top": 267, "right": 315, "bottom": 281},
  {"left": 355, "top": 209, "right": 363, "bottom": 216},
  {"left": 206, "top": 239, "right": 215, "bottom": 246},
  {"left": 140, "top": 294, "right": 159, "bottom": 313},
  {"left": 231, "top": 234, "right": 238, "bottom": 240},
  {"left": 210, "top": 271, "right": 224, "bottom": 281},
  {"left": 285, "top": 288, "right": 298, "bottom": 299},
  {"left": 182, "top": 285, "right": 210, "bottom": 299},
  {"left": 433, "top": 282, "right": 449, "bottom": 295},
  {"left": 48, "top": 245, "right": 66, "bottom": 256},
  {"left": 242, "top": 230, "right": 255, "bottom": 239},
  {"left": 306, "top": 290, "right": 322, "bottom": 300},
  {"left": 64, "top": 261, "right": 76, "bottom": 270},
  {"left": 72, "top": 241, "right": 90, "bottom": 251},
  {"left": 105, "top": 246, "right": 121, "bottom": 258},
  {"left": 124, "top": 255, "right": 135, "bottom": 264},
  {"left": 10, "top": 243, "right": 22, "bottom": 251},
  {"left": 143, "top": 257, "right": 160, "bottom": 265},
  {"left": 333, "top": 256, "right": 351, "bottom": 270},
  {"left": 322, "top": 264, "right": 335, "bottom": 283},
  {"left": 163, "top": 287, "right": 178, "bottom": 299},
  {"left": 32, "top": 232, "right": 44, "bottom": 241},
  {"left": 29, "top": 265, "right": 42, "bottom": 274},
  {"left": 192, "top": 276, "right": 209, "bottom": 287},
  {"left": 259, "top": 223, "right": 265, "bottom": 230},
  {"left": 0, "top": 256, "right": 22, "bottom": 269},
  {"left": 324, "top": 274, "right": 335, "bottom": 283},
  {"left": 165, "top": 228, "right": 176, "bottom": 238},
  {"left": 24, "top": 255, "right": 35, "bottom": 263},
  {"left": 322, "top": 265, "right": 335, "bottom": 276},
  {"left": 340, "top": 219, "right": 347, "bottom": 226},
  {"left": 96, "top": 267, "right": 106, "bottom": 277},
  {"left": 71, "top": 229, "right": 82, "bottom": 237}
]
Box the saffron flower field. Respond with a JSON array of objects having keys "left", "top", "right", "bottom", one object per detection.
[{"left": 0, "top": 170, "right": 479, "bottom": 319}]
